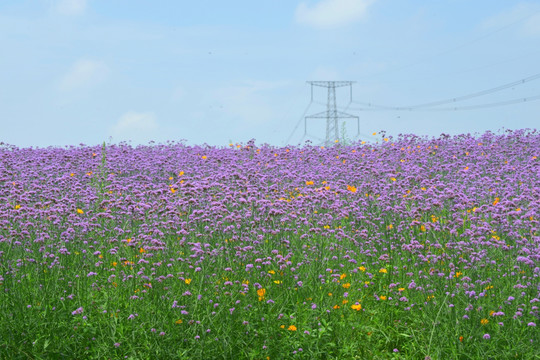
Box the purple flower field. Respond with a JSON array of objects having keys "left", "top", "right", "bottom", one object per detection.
[{"left": 1, "top": 129, "right": 539, "bottom": 359}]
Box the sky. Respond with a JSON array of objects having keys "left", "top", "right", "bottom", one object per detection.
[{"left": 1, "top": 0, "right": 539, "bottom": 148}]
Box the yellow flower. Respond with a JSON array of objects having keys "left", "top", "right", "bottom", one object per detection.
[
  {"left": 340, "top": 273, "right": 347, "bottom": 280},
  {"left": 77, "top": 208, "right": 84, "bottom": 214},
  {"left": 70, "top": 173, "right": 75, "bottom": 177},
  {"left": 372, "top": 132, "right": 377, "bottom": 135},
  {"left": 305, "top": 181, "right": 314, "bottom": 186},
  {"left": 420, "top": 225, "right": 426, "bottom": 232},
  {"left": 268, "top": 270, "right": 275, "bottom": 275},
  {"left": 398, "top": 288, "right": 405, "bottom": 292},
  {"left": 273, "top": 280, "right": 282, "bottom": 284},
  {"left": 287, "top": 325, "right": 297, "bottom": 331},
  {"left": 185, "top": 278, "right": 192, "bottom": 285},
  {"left": 351, "top": 304, "right": 362, "bottom": 311},
  {"left": 342, "top": 283, "right": 351, "bottom": 289},
  {"left": 178, "top": 171, "right": 184, "bottom": 176},
  {"left": 202, "top": 155, "right": 207, "bottom": 159},
  {"left": 175, "top": 319, "right": 183, "bottom": 324},
  {"left": 280, "top": 325, "right": 285, "bottom": 329},
  {"left": 328, "top": 293, "right": 333, "bottom": 296},
  {"left": 170, "top": 188, "right": 176, "bottom": 193},
  {"left": 112, "top": 262, "right": 117, "bottom": 267},
  {"left": 358, "top": 266, "right": 366, "bottom": 272},
  {"left": 14, "top": 204, "right": 21, "bottom": 210},
  {"left": 379, "top": 268, "right": 387, "bottom": 274}
]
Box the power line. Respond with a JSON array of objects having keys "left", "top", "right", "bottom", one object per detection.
[
  {"left": 350, "top": 72, "right": 540, "bottom": 110},
  {"left": 346, "top": 94, "right": 540, "bottom": 112},
  {"left": 285, "top": 100, "right": 313, "bottom": 145}
]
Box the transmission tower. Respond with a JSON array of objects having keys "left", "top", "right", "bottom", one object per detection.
[{"left": 305, "top": 81, "right": 359, "bottom": 145}]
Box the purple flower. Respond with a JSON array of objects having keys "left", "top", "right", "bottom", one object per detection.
[
  {"left": 114, "top": 343, "right": 120, "bottom": 348},
  {"left": 528, "top": 322, "right": 536, "bottom": 327},
  {"left": 483, "top": 334, "right": 490, "bottom": 340},
  {"left": 72, "top": 307, "right": 84, "bottom": 315}
]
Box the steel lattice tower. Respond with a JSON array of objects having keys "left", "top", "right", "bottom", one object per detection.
[{"left": 305, "top": 81, "right": 359, "bottom": 145}]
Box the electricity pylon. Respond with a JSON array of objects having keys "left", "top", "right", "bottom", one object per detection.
[{"left": 305, "top": 81, "right": 359, "bottom": 145}]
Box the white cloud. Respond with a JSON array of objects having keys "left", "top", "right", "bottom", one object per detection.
[
  {"left": 109, "top": 112, "right": 159, "bottom": 143},
  {"left": 56, "top": 0, "right": 87, "bottom": 16},
  {"left": 295, "top": 0, "right": 375, "bottom": 28},
  {"left": 59, "top": 59, "right": 108, "bottom": 91}
]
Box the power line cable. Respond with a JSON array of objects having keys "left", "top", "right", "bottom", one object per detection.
[
  {"left": 351, "top": 72, "right": 540, "bottom": 110},
  {"left": 285, "top": 100, "right": 313, "bottom": 145},
  {"left": 346, "top": 94, "right": 540, "bottom": 112}
]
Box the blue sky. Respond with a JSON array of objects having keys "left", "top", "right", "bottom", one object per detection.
[{"left": 1, "top": 0, "right": 539, "bottom": 148}]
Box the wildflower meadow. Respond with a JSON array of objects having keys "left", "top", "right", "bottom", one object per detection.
[{"left": 0, "top": 129, "right": 539, "bottom": 359}]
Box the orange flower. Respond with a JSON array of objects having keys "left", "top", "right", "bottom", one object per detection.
[
  {"left": 347, "top": 185, "right": 357, "bottom": 193},
  {"left": 77, "top": 208, "right": 84, "bottom": 214},
  {"left": 379, "top": 295, "right": 387, "bottom": 301},
  {"left": 287, "top": 325, "right": 297, "bottom": 331},
  {"left": 342, "top": 283, "right": 351, "bottom": 289},
  {"left": 459, "top": 336, "right": 464, "bottom": 342},
  {"left": 351, "top": 304, "right": 362, "bottom": 311},
  {"left": 305, "top": 180, "right": 314, "bottom": 186},
  {"left": 481, "top": 318, "right": 489, "bottom": 325},
  {"left": 175, "top": 319, "right": 183, "bottom": 324},
  {"left": 139, "top": 247, "right": 145, "bottom": 253},
  {"left": 257, "top": 288, "right": 266, "bottom": 301},
  {"left": 185, "top": 278, "right": 192, "bottom": 285}
]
